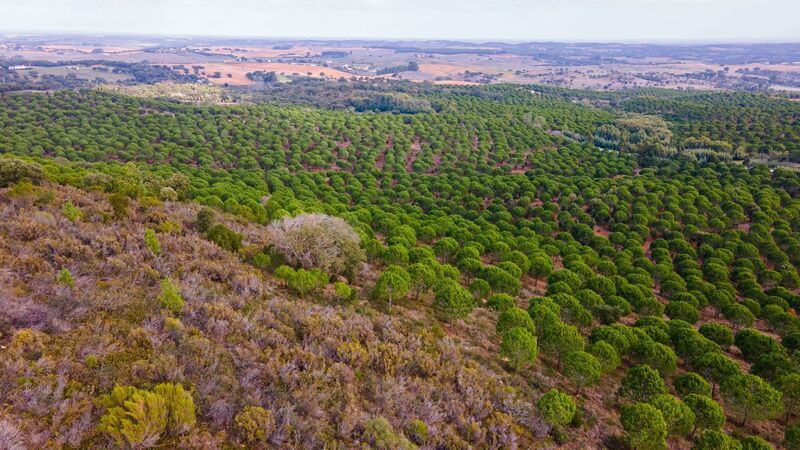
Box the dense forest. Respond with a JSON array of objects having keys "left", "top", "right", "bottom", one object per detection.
[{"left": 1, "top": 81, "right": 800, "bottom": 449}]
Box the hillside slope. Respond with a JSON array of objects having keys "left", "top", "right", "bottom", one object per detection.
[{"left": 0, "top": 181, "right": 561, "bottom": 449}]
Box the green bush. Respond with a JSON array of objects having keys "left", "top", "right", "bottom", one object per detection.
[
  {"left": 648, "top": 394, "right": 695, "bottom": 436},
  {"left": 159, "top": 279, "right": 184, "bottom": 314},
  {"left": 333, "top": 281, "right": 354, "bottom": 302},
  {"left": 693, "top": 430, "right": 740, "bottom": 450},
  {"left": 152, "top": 383, "right": 196, "bottom": 435},
  {"left": 288, "top": 268, "right": 319, "bottom": 297},
  {"left": 144, "top": 228, "right": 161, "bottom": 256},
  {"left": 537, "top": 389, "right": 576, "bottom": 427},
  {"left": 207, "top": 224, "right": 242, "bottom": 252},
  {"left": 373, "top": 265, "right": 411, "bottom": 309},
  {"left": 785, "top": 423, "right": 800, "bottom": 450},
  {"left": 0, "top": 157, "right": 43, "bottom": 187},
  {"left": 674, "top": 373, "right": 712, "bottom": 398},
  {"left": 564, "top": 351, "right": 601, "bottom": 393},
  {"left": 487, "top": 293, "right": 515, "bottom": 312},
  {"left": 62, "top": 200, "right": 82, "bottom": 221},
  {"left": 363, "top": 416, "right": 417, "bottom": 450},
  {"left": 195, "top": 207, "right": 214, "bottom": 233},
  {"left": 234, "top": 406, "right": 275, "bottom": 445},
  {"left": 496, "top": 307, "right": 536, "bottom": 336},
  {"left": 500, "top": 327, "right": 538, "bottom": 370},
  {"left": 587, "top": 340, "right": 621, "bottom": 374},
  {"left": 620, "top": 402, "right": 667, "bottom": 450},
  {"left": 98, "top": 385, "right": 168, "bottom": 448},
  {"left": 433, "top": 278, "right": 475, "bottom": 321},
  {"left": 252, "top": 252, "right": 272, "bottom": 269},
  {"left": 109, "top": 193, "right": 130, "bottom": 219},
  {"left": 618, "top": 365, "right": 667, "bottom": 403},
  {"left": 57, "top": 267, "right": 74, "bottom": 288}
]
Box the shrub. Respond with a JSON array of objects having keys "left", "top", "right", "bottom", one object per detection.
[
  {"left": 683, "top": 394, "right": 725, "bottom": 435},
  {"left": 62, "top": 200, "right": 82, "bottom": 221},
  {"left": 158, "top": 220, "right": 181, "bottom": 234},
  {"left": 159, "top": 279, "right": 184, "bottom": 314},
  {"left": 735, "top": 329, "right": 783, "bottom": 363},
  {"left": 408, "top": 262, "right": 436, "bottom": 299},
  {"left": 500, "top": 327, "right": 538, "bottom": 370},
  {"left": 433, "top": 278, "right": 475, "bottom": 322},
  {"left": 57, "top": 267, "right": 74, "bottom": 288},
  {"left": 674, "top": 373, "right": 712, "bottom": 398},
  {"left": 648, "top": 394, "right": 695, "bottom": 436},
  {"left": 631, "top": 340, "right": 677, "bottom": 376},
  {"left": 587, "top": 340, "right": 621, "bottom": 374},
  {"left": 0, "top": 419, "right": 25, "bottom": 450},
  {"left": 538, "top": 389, "right": 576, "bottom": 427},
  {"left": 333, "top": 281, "right": 354, "bottom": 303},
  {"left": 145, "top": 228, "right": 161, "bottom": 256},
  {"left": 164, "top": 317, "right": 184, "bottom": 341},
  {"left": 720, "top": 373, "right": 783, "bottom": 427},
  {"left": 195, "top": 207, "right": 214, "bottom": 233},
  {"left": 288, "top": 268, "right": 319, "bottom": 297},
  {"left": 698, "top": 323, "right": 734, "bottom": 348},
  {"left": 496, "top": 307, "right": 536, "bottom": 336},
  {"left": 618, "top": 365, "right": 667, "bottom": 403},
  {"left": 693, "top": 430, "right": 740, "bottom": 450},
  {"left": 252, "top": 252, "right": 271, "bottom": 269},
  {"left": 487, "top": 293, "right": 515, "bottom": 312},
  {"left": 363, "top": 416, "right": 416, "bottom": 450},
  {"left": 234, "top": 406, "right": 275, "bottom": 445},
  {"left": 564, "top": 351, "right": 601, "bottom": 394},
  {"left": 620, "top": 402, "right": 667, "bottom": 450},
  {"left": 665, "top": 301, "right": 699, "bottom": 324},
  {"left": 740, "top": 435, "right": 773, "bottom": 450},
  {"left": 274, "top": 265, "right": 295, "bottom": 284},
  {"left": 9, "top": 329, "right": 46, "bottom": 360},
  {"left": 373, "top": 265, "right": 411, "bottom": 309},
  {"left": 109, "top": 193, "right": 130, "bottom": 219},
  {"left": 207, "top": 224, "right": 242, "bottom": 252},
  {"left": 98, "top": 385, "right": 168, "bottom": 448},
  {"left": 785, "top": 423, "right": 800, "bottom": 450},
  {"left": 267, "top": 213, "right": 365, "bottom": 279},
  {"left": 0, "top": 157, "right": 43, "bottom": 187},
  {"left": 540, "top": 321, "right": 584, "bottom": 368},
  {"left": 404, "top": 419, "right": 429, "bottom": 445},
  {"left": 152, "top": 383, "right": 196, "bottom": 435},
  {"left": 158, "top": 186, "right": 178, "bottom": 201}
]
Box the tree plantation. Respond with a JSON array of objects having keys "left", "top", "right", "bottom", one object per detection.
[{"left": 0, "top": 80, "right": 799, "bottom": 449}]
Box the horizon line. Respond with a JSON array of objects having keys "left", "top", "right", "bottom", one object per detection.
[{"left": 2, "top": 29, "right": 800, "bottom": 47}]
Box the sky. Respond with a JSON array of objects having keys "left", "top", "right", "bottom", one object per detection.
[{"left": 1, "top": 0, "right": 798, "bottom": 42}]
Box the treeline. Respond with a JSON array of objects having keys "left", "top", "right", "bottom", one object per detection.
[
  {"left": 1, "top": 58, "right": 199, "bottom": 87},
  {"left": 376, "top": 61, "right": 420, "bottom": 75},
  {"left": 347, "top": 93, "right": 433, "bottom": 114}
]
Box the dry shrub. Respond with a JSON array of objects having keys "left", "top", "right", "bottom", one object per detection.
[
  {"left": 267, "top": 213, "right": 365, "bottom": 280},
  {"left": 0, "top": 418, "right": 26, "bottom": 450}
]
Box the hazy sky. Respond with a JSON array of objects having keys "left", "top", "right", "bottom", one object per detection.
[{"left": 2, "top": 0, "right": 798, "bottom": 42}]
